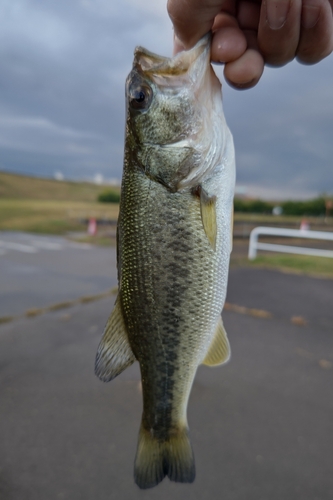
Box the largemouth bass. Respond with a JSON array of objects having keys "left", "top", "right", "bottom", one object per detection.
[{"left": 95, "top": 34, "right": 235, "bottom": 489}]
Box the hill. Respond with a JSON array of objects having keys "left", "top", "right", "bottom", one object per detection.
[
  {"left": 0, "top": 171, "right": 119, "bottom": 234},
  {"left": 0, "top": 171, "right": 119, "bottom": 201}
]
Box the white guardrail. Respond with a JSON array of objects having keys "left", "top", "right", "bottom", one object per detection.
[{"left": 248, "top": 226, "right": 333, "bottom": 260}]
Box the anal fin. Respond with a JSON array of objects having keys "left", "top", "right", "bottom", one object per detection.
[
  {"left": 202, "top": 317, "right": 231, "bottom": 366},
  {"left": 95, "top": 298, "right": 136, "bottom": 382}
]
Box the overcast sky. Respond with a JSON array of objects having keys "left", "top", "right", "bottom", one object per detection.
[{"left": 1, "top": 0, "right": 332, "bottom": 199}]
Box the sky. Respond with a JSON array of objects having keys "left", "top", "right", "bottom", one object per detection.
[{"left": 1, "top": 0, "right": 332, "bottom": 200}]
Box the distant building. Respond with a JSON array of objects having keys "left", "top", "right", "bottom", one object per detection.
[
  {"left": 54, "top": 171, "right": 64, "bottom": 181},
  {"left": 94, "top": 173, "right": 104, "bottom": 185},
  {"left": 272, "top": 206, "right": 283, "bottom": 216}
]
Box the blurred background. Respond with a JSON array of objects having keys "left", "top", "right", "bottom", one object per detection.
[
  {"left": 1, "top": 0, "right": 333, "bottom": 198},
  {"left": 0, "top": 1, "right": 333, "bottom": 499}
]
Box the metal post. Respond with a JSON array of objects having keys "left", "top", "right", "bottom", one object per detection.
[
  {"left": 248, "top": 227, "right": 258, "bottom": 260},
  {"left": 247, "top": 226, "right": 333, "bottom": 260}
]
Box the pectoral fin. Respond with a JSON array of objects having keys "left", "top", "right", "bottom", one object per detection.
[
  {"left": 95, "top": 298, "right": 136, "bottom": 382},
  {"left": 199, "top": 187, "right": 217, "bottom": 251},
  {"left": 202, "top": 317, "right": 231, "bottom": 366}
]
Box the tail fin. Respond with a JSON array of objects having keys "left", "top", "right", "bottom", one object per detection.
[{"left": 134, "top": 424, "right": 195, "bottom": 489}]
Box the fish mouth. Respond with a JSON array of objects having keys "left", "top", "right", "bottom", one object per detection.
[{"left": 133, "top": 34, "right": 211, "bottom": 84}]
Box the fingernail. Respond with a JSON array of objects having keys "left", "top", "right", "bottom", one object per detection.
[
  {"left": 173, "top": 34, "right": 185, "bottom": 55},
  {"left": 266, "top": 0, "right": 290, "bottom": 30},
  {"left": 232, "top": 78, "right": 257, "bottom": 90},
  {"left": 301, "top": 2, "right": 320, "bottom": 29}
]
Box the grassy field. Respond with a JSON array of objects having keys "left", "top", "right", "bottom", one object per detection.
[
  {"left": 0, "top": 171, "right": 120, "bottom": 201},
  {"left": 1, "top": 171, "right": 333, "bottom": 278},
  {"left": 0, "top": 199, "right": 119, "bottom": 234},
  {"left": 0, "top": 172, "right": 119, "bottom": 234},
  {"left": 233, "top": 211, "right": 333, "bottom": 230},
  {"left": 231, "top": 253, "right": 333, "bottom": 278}
]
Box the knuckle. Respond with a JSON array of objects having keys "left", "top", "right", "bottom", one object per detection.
[
  {"left": 262, "top": 49, "right": 294, "bottom": 65},
  {"left": 259, "top": 41, "right": 296, "bottom": 66},
  {"left": 297, "top": 33, "right": 333, "bottom": 64},
  {"left": 166, "top": 0, "right": 176, "bottom": 20}
]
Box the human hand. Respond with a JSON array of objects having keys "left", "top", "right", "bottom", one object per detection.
[{"left": 167, "top": 0, "right": 333, "bottom": 89}]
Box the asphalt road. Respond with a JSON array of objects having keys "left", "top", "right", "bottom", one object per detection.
[
  {"left": 1, "top": 251, "right": 332, "bottom": 499},
  {"left": 227, "top": 266, "right": 333, "bottom": 330},
  {"left": 0, "top": 232, "right": 117, "bottom": 317}
]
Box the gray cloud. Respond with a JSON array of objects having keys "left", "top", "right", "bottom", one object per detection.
[
  {"left": 221, "top": 59, "right": 333, "bottom": 198},
  {"left": 0, "top": 0, "right": 332, "bottom": 198}
]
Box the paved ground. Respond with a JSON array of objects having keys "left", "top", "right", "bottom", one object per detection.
[
  {"left": 1, "top": 252, "right": 332, "bottom": 499},
  {"left": 227, "top": 266, "right": 333, "bottom": 330},
  {"left": 0, "top": 232, "right": 116, "bottom": 317}
]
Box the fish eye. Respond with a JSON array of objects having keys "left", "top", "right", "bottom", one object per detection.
[{"left": 129, "top": 84, "right": 152, "bottom": 111}]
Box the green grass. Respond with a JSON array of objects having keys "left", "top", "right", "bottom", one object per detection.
[
  {"left": 1, "top": 171, "right": 332, "bottom": 281},
  {"left": 0, "top": 198, "right": 119, "bottom": 234},
  {"left": 234, "top": 212, "right": 333, "bottom": 228},
  {"left": 0, "top": 171, "right": 120, "bottom": 201},
  {"left": 0, "top": 172, "right": 120, "bottom": 234},
  {"left": 242, "top": 254, "right": 333, "bottom": 278}
]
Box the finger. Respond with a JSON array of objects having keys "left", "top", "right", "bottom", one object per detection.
[
  {"left": 212, "top": 27, "right": 247, "bottom": 61},
  {"left": 167, "top": 0, "right": 235, "bottom": 49},
  {"left": 224, "top": 30, "right": 264, "bottom": 88},
  {"left": 237, "top": 0, "right": 261, "bottom": 30},
  {"left": 258, "top": 0, "right": 303, "bottom": 66},
  {"left": 211, "top": 13, "right": 247, "bottom": 62},
  {"left": 297, "top": 0, "right": 333, "bottom": 63}
]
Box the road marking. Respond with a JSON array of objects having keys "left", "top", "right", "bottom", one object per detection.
[
  {"left": 224, "top": 302, "right": 311, "bottom": 327},
  {"left": 0, "top": 288, "right": 117, "bottom": 325},
  {"left": 31, "top": 240, "right": 63, "bottom": 250},
  {"left": 319, "top": 359, "right": 332, "bottom": 369},
  {"left": 0, "top": 315, "right": 14, "bottom": 324},
  {"left": 0, "top": 241, "right": 37, "bottom": 253},
  {"left": 224, "top": 302, "right": 272, "bottom": 319},
  {"left": 0, "top": 236, "right": 90, "bottom": 254},
  {"left": 296, "top": 349, "right": 332, "bottom": 370},
  {"left": 291, "top": 316, "right": 307, "bottom": 326}
]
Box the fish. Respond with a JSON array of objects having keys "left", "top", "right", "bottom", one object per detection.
[{"left": 95, "top": 34, "right": 235, "bottom": 489}]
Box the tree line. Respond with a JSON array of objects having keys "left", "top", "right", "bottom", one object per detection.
[
  {"left": 234, "top": 197, "right": 332, "bottom": 216},
  {"left": 98, "top": 190, "right": 332, "bottom": 217}
]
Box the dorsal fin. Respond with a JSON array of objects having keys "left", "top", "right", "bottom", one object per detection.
[
  {"left": 202, "top": 317, "right": 231, "bottom": 366},
  {"left": 95, "top": 298, "right": 136, "bottom": 382}
]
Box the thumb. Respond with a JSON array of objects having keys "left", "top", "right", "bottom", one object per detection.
[{"left": 168, "top": 0, "right": 235, "bottom": 50}]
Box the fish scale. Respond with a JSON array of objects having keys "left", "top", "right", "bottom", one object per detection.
[{"left": 95, "top": 34, "right": 235, "bottom": 489}]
